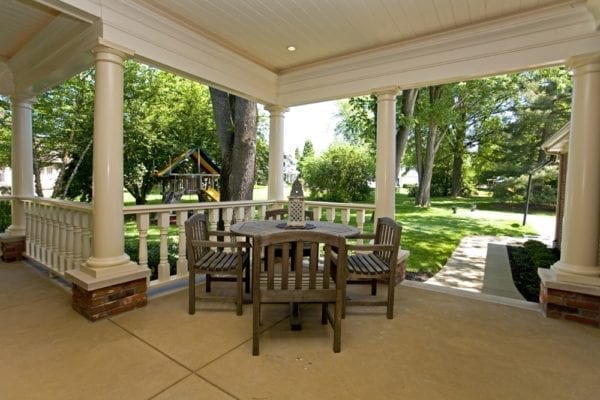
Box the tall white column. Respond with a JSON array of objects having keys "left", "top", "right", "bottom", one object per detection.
[
  {"left": 375, "top": 89, "right": 399, "bottom": 220},
  {"left": 265, "top": 105, "right": 287, "bottom": 200},
  {"left": 67, "top": 46, "right": 146, "bottom": 287},
  {"left": 7, "top": 96, "right": 35, "bottom": 236},
  {"left": 551, "top": 53, "right": 600, "bottom": 279}
]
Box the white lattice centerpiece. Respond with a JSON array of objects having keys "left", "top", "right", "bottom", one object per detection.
[{"left": 288, "top": 178, "right": 305, "bottom": 227}]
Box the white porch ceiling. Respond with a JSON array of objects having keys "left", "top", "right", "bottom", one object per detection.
[
  {"left": 1, "top": 0, "right": 600, "bottom": 104},
  {"left": 140, "top": 0, "right": 576, "bottom": 72}
]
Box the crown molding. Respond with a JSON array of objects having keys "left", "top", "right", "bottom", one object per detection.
[{"left": 97, "top": 0, "right": 277, "bottom": 104}]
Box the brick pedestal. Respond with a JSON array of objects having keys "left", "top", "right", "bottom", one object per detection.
[
  {"left": 0, "top": 234, "right": 26, "bottom": 262},
  {"left": 395, "top": 250, "right": 410, "bottom": 285},
  {"left": 72, "top": 278, "right": 148, "bottom": 321},
  {"left": 539, "top": 269, "right": 600, "bottom": 328}
]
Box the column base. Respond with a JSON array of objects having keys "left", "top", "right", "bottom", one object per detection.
[
  {"left": 538, "top": 269, "right": 600, "bottom": 328},
  {"left": 551, "top": 260, "right": 600, "bottom": 278},
  {"left": 71, "top": 278, "right": 147, "bottom": 322},
  {"left": 0, "top": 233, "right": 26, "bottom": 262},
  {"left": 65, "top": 260, "right": 150, "bottom": 321}
]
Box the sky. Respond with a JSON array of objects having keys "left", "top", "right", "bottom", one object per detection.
[{"left": 282, "top": 100, "right": 341, "bottom": 155}]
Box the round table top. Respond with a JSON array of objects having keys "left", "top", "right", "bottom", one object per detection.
[{"left": 230, "top": 220, "right": 359, "bottom": 238}]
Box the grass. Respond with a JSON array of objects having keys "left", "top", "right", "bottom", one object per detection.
[{"left": 393, "top": 193, "right": 539, "bottom": 274}]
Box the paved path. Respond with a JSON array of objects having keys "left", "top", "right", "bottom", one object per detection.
[{"left": 424, "top": 212, "right": 555, "bottom": 300}]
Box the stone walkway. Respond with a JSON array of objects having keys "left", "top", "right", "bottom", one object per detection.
[{"left": 423, "top": 212, "right": 556, "bottom": 301}]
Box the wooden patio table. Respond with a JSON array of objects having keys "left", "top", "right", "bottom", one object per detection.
[{"left": 230, "top": 219, "right": 359, "bottom": 330}]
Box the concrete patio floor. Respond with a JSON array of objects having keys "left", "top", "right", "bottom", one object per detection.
[{"left": 1, "top": 259, "right": 599, "bottom": 400}]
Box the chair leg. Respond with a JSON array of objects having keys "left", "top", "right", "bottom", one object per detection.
[
  {"left": 205, "top": 274, "right": 212, "bottom": 292},
  {"left": 371, "top": 279, "right": 377, "bottom": 295},
  {"left": 386, "top": 276, "right": 395, "bottom": 319},
  {"left": 321, "top": 303, "right": 327, "bottom": 324},
  {"left": 333, "top": 296, "right": 342, "bottom": 353},
  {"left": 189, "top": 268, "right": 196, "bottom": 315},
  {"left": 253, "top": 296, "right": 260, "bottom": 355},
  {"left": 236, "top": 270, "right": 243, "bottom": 316},
  {"left": 244, "top": 264, "right": 250, "bottom": 294}
]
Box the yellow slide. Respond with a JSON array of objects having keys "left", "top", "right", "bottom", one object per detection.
[{"left": 203, "top": 187, "right": 220, "bottom": 202}]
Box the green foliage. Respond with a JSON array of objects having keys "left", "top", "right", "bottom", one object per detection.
[
  {"left": 124, "top": 239, "right": 178, "bottom": 281},
  {"left": 492, "top": 165, "right": 558, "bottom": 208},
  {"left": 0, "top": 201, "right": 10, "bottom": 232},
  {"left": 254, "top": 131, "right": 269, "bottom": 185},
  {"left": 0, "top": 96, "right": 11, "bottom": 167},
  {"left": 302, "top": 143, "right": 374, "bottom": 202},
  {"left": 507, "top": 240, "right": 559, "bottom": 302}
]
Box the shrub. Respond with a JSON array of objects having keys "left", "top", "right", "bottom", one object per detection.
[
  {"left": 507, "top": 240, "right": 560, "bottom": 302},
  {"left": 492, "top": 165, "right": 558, "bottom": 209},
  {"left": 0, "top": 201, "right": 10, "bottom": 232},
  {"left": 302, "top": 143, "right": 375, "bottom": 202},
  {"left": 125, "top": 240, "right": 179, "bottom": 281}
]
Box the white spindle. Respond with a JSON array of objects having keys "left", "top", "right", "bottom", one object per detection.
[
  {"left": 341, "top": 208, "right": 350, "bottom": 225},
  {"left": 176, "top": 210, "right": 188, "bottom": 276},
  {"left": 65, "top": 211, "right": 74, "bottom": 270},
  {"left": 72, "top": 212, "right": 82, "bottom": 269},
  {"left": 136, "top": 213, "right": 149, "bottom": 270},
  {"left": 326, "top": 207, "right": 336, "bottom": 222},
  {"left": 157, "top": 211, "right": 170, "bottom": 282}
]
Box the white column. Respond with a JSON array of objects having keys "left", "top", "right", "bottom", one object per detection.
[
  {"left": 375, "top": 89, "right": 399, "bottom": 220},
  {"left": 265, "top": 105, "right": 287, "bottom": 200},
  {"left": 551, "top": 53, "right": 600, "bottom": 279},
  {"left": 66, "top": 46, "right": 147, "bottom": 288},
  {"left": 7, "top": 96, "right": 35, "bottom": 236}
]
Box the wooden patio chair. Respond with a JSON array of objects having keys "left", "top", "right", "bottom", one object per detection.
[
  {"left": 338, "top": 217, "right": 402, "bottom": 319},
  {"left": 185, "top": 213, "right": 250, "bottom": 316},
  {"left": 264, "top": 208, "right": 315, "bottom": 268},
  {"left": 251, "top": 229, "right": 347, "bottom": 355}
]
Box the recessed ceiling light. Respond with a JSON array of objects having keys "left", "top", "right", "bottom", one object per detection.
[{"left": 287, "top": 45, "right": 296, "bottom": 52}]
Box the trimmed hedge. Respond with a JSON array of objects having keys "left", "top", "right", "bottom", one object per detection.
[{"left": 507, "top": 240, "right": 560, "bottom": 302}]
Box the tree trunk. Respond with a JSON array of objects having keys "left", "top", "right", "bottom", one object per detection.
[
  {"left": 396, "top": 89, "right": 418, "bottom": 179},
  {"left": 60, "top": 138, "right": 92, "bottom": 199},
  {"left": 209, "top": 88, "right": 257, "bottom": 202},
  {"left": 451, "top": 151, "right": 463, "bottom": 197},
  {"left": 415, "top": 85, "right": 445, "bottom": 207},
  {"left": 32, "top": 148, "right": 44, "bottom": 197}
]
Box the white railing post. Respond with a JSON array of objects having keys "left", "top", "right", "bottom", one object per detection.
[
  {"left": 136, "top": 213, "right": 149, "bottom": 270},
  {"left": 176, "top": 210, "right": 188, "bottom": 276},
  {"left": 72, "top": 212, "right": 82, "bottom": 270},
  {"left": 65, "top": 211, "right": 74, "bottom": 271},
  {"left": 356, "top": 209, "right": 366, "bottom": 235},
  {"left": 341, "top": 208, "right": 351, "bottom": 225},
  {"left": 58, "top": 208, "right": 67, "bottom": 272},
  {"left": 326, "top": 207, "right": 336, "bottom": 222},
  {"left": 81, "top": 212, "right": 91, "bottom": 262},
  {"left": 157, "top": 211, "right": 170, "bottom": 282}
]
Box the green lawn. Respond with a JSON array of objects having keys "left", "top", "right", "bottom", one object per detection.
[{"left": 394, "top": 194, "right": 538, "bottom": 273}]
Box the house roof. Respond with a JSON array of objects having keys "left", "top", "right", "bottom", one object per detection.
[
  {"left": 542, "top": 123, "right": 570, "bottom": 154},
  {"left": 1, "top": 0, "right": 600, "bottom": 105}
]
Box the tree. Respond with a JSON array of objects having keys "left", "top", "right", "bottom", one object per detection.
[
  {"left": 0, "top": 96, "right": 12, "bottom": 167},
  {"left": 209, "top": 88, "right": 257, "bottom": 201},
  {"left": 302, "top": 143, "right": 374, "bottom": 202},
  {"left": 414, "top": 85, "right": 456, "bottom": 206}
]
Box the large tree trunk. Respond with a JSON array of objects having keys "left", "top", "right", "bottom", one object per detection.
[
  {"left": 415, "top": 86, "right": 446, "bottom": 207},
  {"left": 396, "top": 88, "right": 418, "bottom": 179},
  {"left": 450, "top": 151, "right": 464, "bottom": 198},
  {"left": 209, "top": 88, "right": 257, "bottom": 201},
  {"left": 61, "top": 138, "right": 92, "bottom": 199}
]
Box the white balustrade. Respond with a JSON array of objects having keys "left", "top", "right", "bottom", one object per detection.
[{"left": 3, "top": 196, "right": 374, "bottom": 290}]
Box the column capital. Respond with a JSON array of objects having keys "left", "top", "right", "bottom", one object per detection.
[
  {"left": 9, "top": 95, "right": 36, "bottom": 108},
  {"left": 567, "top": 52, "right": 600, "bottom": 71},
  {"left": 373, "top": 87, "right": 401, "bottom": 99},
  {"left": 264, "top": 104, "right": 289, "bottom": 115}
]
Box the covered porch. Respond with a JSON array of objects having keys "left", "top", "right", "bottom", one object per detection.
[
  {"left": 2, "top": 258, "right": 599, "bottom": 399},
  {"left": 1, "top": 0, "right": 600, "bottom": 325}
]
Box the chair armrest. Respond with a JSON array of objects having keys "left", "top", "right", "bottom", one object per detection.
[
  {"left": 189, "top": 239, "right": 249, "bottom": 249},
  {"left": 347, "top": 233, "right": 375, "bottom": 241},
  {"left": 347, "top": 243, "right": 395, "bottom": 252}
]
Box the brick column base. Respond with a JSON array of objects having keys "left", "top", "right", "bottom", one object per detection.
[
  {"left": 72, "top": 278, "right": 148, "bottom": 321},
  {"left": 0, "top": 234, "right": 26, "bottom": 262},
  {"left": 540, "top": 283, "right": 600, "bottom": 328}
]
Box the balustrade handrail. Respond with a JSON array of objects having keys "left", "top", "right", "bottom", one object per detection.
[{"left": 123, "top": 199, "right": 277, "bottom": 215}]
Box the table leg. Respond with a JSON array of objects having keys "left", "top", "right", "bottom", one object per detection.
[{"left": 290, "top": 303, "right": 302, "bottom": 330}]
